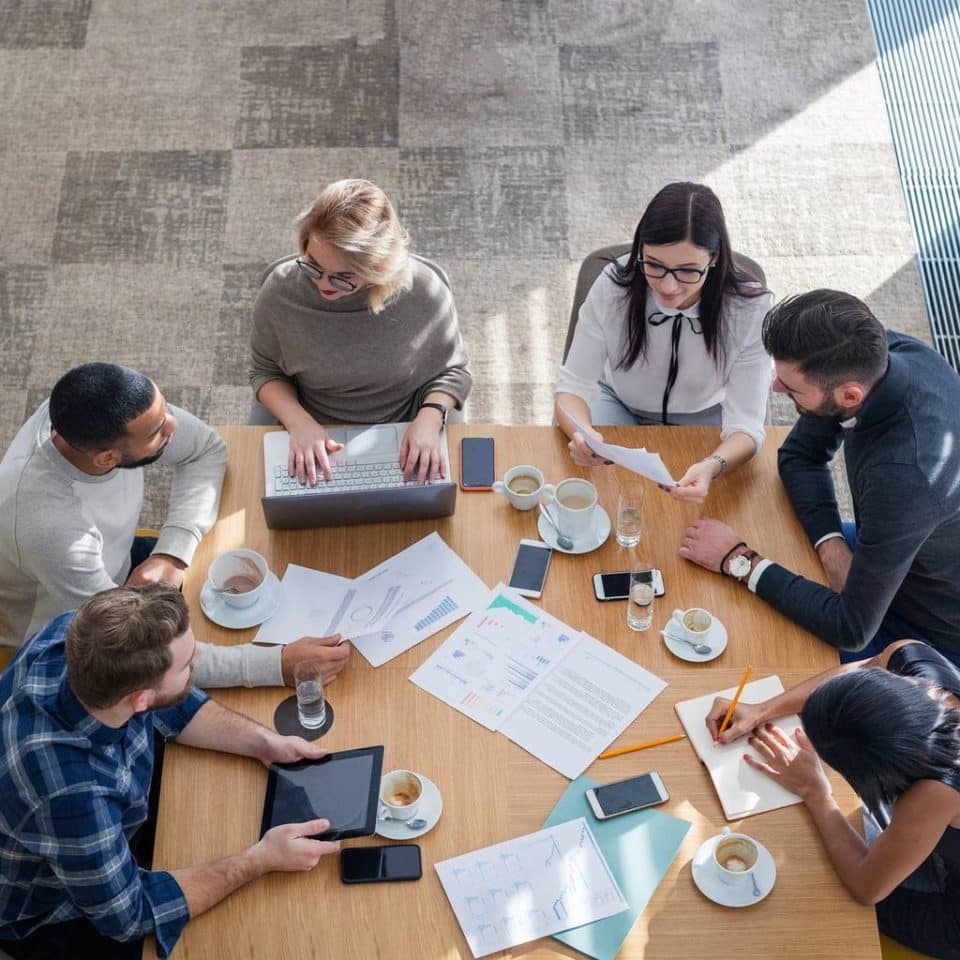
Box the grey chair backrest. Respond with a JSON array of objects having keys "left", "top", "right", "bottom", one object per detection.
[{"left": 562, "top": 244, "right": 767, "bottom": 363}]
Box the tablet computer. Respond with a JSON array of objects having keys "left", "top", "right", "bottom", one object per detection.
[{"left": 260, "top": 745, "right": 384, "bottom": 842}]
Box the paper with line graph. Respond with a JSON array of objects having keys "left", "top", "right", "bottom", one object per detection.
[{"left": 435, "top": 817, "right": 627, "bottom": 957}]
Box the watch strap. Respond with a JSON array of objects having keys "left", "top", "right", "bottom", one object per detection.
[
  {"left": 719, "top": 541, "right": 746, "bottom": 575},
  {"left": 418, "top": 402, "right": 447, "bottom": 426}
]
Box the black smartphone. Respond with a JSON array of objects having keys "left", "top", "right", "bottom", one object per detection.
[
  {"left": 593, "top": 569, "right": 665, "bottom": 601},
  {"left": 586, "top": 772, "right": 669, "bottom": 819},
  {"left": 459, "top": 437, "right": 495, "bottom": 490},
  {"left": 341, "top": 844, "right": 423, "bottom": 884}
]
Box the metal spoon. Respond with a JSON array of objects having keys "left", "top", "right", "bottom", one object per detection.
[
  {"left": 538, "top": 506, "right": 575, "bottom": 550},
  {"left": 661, "top": 628, "right": 713, "bottom": 656},
  {"left": 750, "top": 871, "right": 762, "bottom": 897},
  {"left": 207, "top": 583, "right": 244, "bottom": 595},
  {"left": 379, "top": 807, "right": 427, "bottom": 830}
]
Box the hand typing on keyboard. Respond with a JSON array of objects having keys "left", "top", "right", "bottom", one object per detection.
[
  {"left": 400, "top": 407, "right": 448, "bottom": 484},
  {"left": 286, "top": 420, "right": 344, "bottom": 485}
]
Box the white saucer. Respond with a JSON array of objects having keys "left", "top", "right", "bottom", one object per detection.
[
  {"left": 537, "top": 506, "right": 611, "bottom": 555},
  {"left": 375, "top": 774, "right": 442, "bottom": 840},
  {"left": 200, "top": 571, "right": 282, "bottom": 629},
  {"left": 692, "top": 834, "right": 776, "bottom": 907},
  {"left": 662, "top": 618, "right": 728, "bottom": 663}
]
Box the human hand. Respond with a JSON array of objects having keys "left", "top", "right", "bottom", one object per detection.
[
  {"left": 705, "top": 696, "right": 766, "bottom": 744},
  {"left": 287, "top": 420, "right": 343, "bottom": 485},
  {"left": 254, "top": 819, "right": 341, "bottom": 873},
  {"left": 678, "top": 517, "right": 743, "bottom": 573},
  {"left": 259, "top": 734, "right": 327, "bottom": 767},
  {"left": 569, "top": 429, "right": 609, "bottom": 467},
  {"left": 400, "top": 409, "right": 446, "bottom": 484},
  {"left": 818, "top": 538, "right": 853, "bottom": 593},
  {"left": 668, "top": 460, "right": 718, "bottom": 503},
  {"left": 280, "top": 635, "right": 350, "bottom": 687},
  {"left": 126, "top": 553, "right": 187, "bottom": 588},
  {"left": 744, "top": 725, "right": 832, "bottom": 802}
]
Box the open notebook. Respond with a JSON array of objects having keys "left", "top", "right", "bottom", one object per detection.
[{"left": 675, "top": 675, "right": 803, "bottom": 821}]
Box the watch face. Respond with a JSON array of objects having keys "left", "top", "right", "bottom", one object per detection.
[{"left": 730, "top": 555, "right": 751, "bottom": 578}]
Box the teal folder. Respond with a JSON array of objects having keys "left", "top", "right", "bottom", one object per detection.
[{"left": 542, "top": 775, "right": 691, "bottom": 960}]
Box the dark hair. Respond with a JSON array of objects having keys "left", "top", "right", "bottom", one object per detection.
[
  {"left": 761, "top": 290, "right": 888, "bottom": 390},
  {"left": 66, "top": 584, "right": 189, "bottom": 709},
  {"left": 802, "top": 668, "right": 960, "bottom": 811},
  {"left": 612, "top": 181, "right": 766, "bottom": 370},
  {"left": 49, "top": 363, "right": 156, "bottom": 452}
]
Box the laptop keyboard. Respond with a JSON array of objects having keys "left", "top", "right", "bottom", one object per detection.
[{"left": 272, "top": 460, "right": 412, "bottom": 496}]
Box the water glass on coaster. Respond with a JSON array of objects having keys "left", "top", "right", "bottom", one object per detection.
[
  {"left": 491, "top": 465, "right": 545, "bottom": 511},
  {"left": 627, "top": 568, "right": 656, "bottom": 632},
  {"left": 616, "top": 484, "right": 645, "bottom": 547},
  {"left": 380, "top": 770, "right": 423, "bottom": 821},
  {"left": 294, "top": 660, "right": 326, "bottom": 730}
]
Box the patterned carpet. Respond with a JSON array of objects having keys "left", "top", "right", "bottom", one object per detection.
[{"left": 0, "top": 1, "right": 926, "bottom": 521}]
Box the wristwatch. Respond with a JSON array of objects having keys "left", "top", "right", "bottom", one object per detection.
[
  {"left": 418, "top": 402, "right": 447, "bottom": 427},
  {"left": 727, "top": 549, "right": 759, "bottom": 582}
]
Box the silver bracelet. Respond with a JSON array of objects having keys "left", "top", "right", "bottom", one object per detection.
[{"left": 703, "top": 453, "right": 727, "bottom": 475}]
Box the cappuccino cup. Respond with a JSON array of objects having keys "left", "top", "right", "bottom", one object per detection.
[
  {"left": 542, "top": 478, "right": 598, "bottom": 541},
  {"left": 670, "top": 607, "right": 713, "bottom": 643},
  {"left": 713, "top": 830, "right": 759, "bottom": 887},
  {"left": 208, "top": 549, "right": 269, "bottom": 609},
  {"left": 380, "top": 770, "right": 423, "bottom": 820},
  {"left": 492, "top": 465, "right": 545, "bottom": 511}
]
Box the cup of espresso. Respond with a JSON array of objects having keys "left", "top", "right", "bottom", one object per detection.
[
  {"left": 492, "top": 465, "right": 545, "bottom": 511},
  {"left": 208, "top": 549, "right": 269, "bottom": 609},
  {"left": 670, "top": 607, "right": 713, "bottom": 643},
  {"left": 380, "top": 770, "right": 423, "bottom": 821},
  {"left": 713, "top": 830, "right": 760, "bottom": 887},
  {"left": 541, "top": 478, "right": 598, "bottom": 541}
]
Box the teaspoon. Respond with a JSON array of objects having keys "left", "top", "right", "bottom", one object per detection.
[
  {"left": 661, "top": 628, "right": 713, "bottom": 656},
  {"left": 538, "top": 506, "right": 575, "bottom": 550}
]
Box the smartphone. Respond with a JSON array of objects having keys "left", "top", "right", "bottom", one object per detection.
[
  {"left": 586, "top": 772, "right": 669, "bottom": 820},
  {"left": 509, "top": 539, "right": 553, "bottom": 599},
  {"left": 593, "top": 569, "right": 665, "bottom": 601},
  {"left": 460, "top": 437, "right": 495, "bottom": 490},
  {"left": 340, "top": 844, "right": 422, "bottom": 884}
]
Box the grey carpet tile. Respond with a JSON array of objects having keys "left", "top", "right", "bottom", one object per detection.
[
  {"left": 53, "top": 151, "right": 231, "bottom": 266},
  {"left": 234, "top": 41, "right": 399, "bottom": 150},
  {"left": 0, "top": 266, "right": 46, "bottom": 390},
  {"left": 462, "top": 380, "right": 559, "bottom": 427},
  {"left": 223, "top": 148, "right": 401, "bottom": 263},
  {"left": 559, "top": 42, "right": 724, "bottom": 148},
  {"left": 400, "top": 41, "right": 562, "bottom": 149},
  {"left": 399, "top": 0, "right": 554, "bottom": 47},
  {"left": 215, "top": 263, "right": 270, "bottom": 386},
  {"left": 0, "top": 50, "right": 81, "bottom": 152},
  {"left": 0, "top": 149, "right": 64, "bottom": 263},
  {"left": 399, "top": 146, "right": 568, "bottom": 260},
  {"left": 0, "top": 0, "right": 91, "bottom": 49}
]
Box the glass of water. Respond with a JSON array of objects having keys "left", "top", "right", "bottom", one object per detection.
[
  {"left": 616, "top": 485, "right": 645, "bottom": 547},
  {"left": 627, "top": 568, "right": 655, "bottom": 632},
  {"left": 294, "top": 660, "right": 326, "bottom": 729}
]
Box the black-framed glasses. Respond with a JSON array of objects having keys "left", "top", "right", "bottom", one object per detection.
[
  {"left": 639, "top": 259, "right": 712, "bottom": 285},
  {"left": 295, "top": 258, "right": 359, "bottom": 293}
]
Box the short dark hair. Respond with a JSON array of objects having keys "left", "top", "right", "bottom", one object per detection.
[
  {"left": 49, "top": 363, "right": 156, "bottom": 452},
  {"left": 761, "top": 290, "right": 888, "bottom": 390},
  {"left": 66, "top": 584, "right": 190, "bottom": 709},
  {"left": 801, "top": 667, "right": 960, "bottom": 811}
]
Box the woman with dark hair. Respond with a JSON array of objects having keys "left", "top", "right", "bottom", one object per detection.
[
  {"left": 706, "top": 639, "right": 960, "bottom": 958},
  {"left": 555, "top": 182, "right": 772, "bottom": 503}
]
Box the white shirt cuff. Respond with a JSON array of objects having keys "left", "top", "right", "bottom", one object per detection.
[
  {"left": 747, "top": 558, "right": 774, "bottom": 593},
  {"left": 813, "top": 531, "right": 845, "bottom": 549}
]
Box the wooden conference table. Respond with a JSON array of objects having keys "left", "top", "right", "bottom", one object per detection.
[{"left": 148, "top": 425, "right": 881, "bottom": 960}]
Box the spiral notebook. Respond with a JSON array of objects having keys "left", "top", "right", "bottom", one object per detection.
[{"left": 674, "top": 675, "right": 803, "bottom": 821}]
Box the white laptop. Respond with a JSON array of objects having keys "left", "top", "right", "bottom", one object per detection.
[{"left": 261, "top": 423, "right": 457, "bottom": 530}]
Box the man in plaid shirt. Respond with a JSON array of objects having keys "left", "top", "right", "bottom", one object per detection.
[{"left": 0, "top": 584, "right": 340, "bottom": 959}]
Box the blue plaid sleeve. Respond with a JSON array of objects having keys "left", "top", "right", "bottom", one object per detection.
[
  {"left": 151, "top": 685, "right": 209, "bottom": 740},
  {"left": 22, "top": 791, "right": 191, "bottom": 958}
]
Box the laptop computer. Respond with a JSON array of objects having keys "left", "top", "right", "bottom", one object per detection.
[{"left": 261, "top": 423, "right": 457, "bottom": 530}]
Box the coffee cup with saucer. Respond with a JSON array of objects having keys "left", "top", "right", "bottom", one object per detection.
[
  {"left": 692, "top": 828, "right": 776, "bottom": 907},
  {"left": 376, "top": 771, "right": 443, "bottom": 840},
  {"left": 538, "top": 478, "right": 610, "bottom": 554},
  {"left": 662, "top": 607, "right": 728, "bottom": 662},
  {"left": 492, "top": 465, "right": 545, "bottom": 511},
  {"left": 200, "top": 548, "right": 282, "bottom": 629}
]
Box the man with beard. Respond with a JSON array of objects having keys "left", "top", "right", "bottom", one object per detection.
[
  {"left": 0, "top": 585, "right": 340, "bottom": 960},
  {"left": 0, "top": 363, "right": 349, "bottom": 688},
  {"left": 678, "top": 290, "right": 960, "bottom": 665}
]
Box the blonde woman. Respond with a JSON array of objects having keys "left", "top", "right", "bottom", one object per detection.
[{"left": 250, "top": 179, "right": 472, "bottom": 485}]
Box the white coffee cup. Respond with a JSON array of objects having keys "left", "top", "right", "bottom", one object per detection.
[
  {"left": 492, "top": 465, "right": 545, "bottom": 511},
  {"left": 541, "top": 478, "right": 598, "bottom": 541},
  {"left": 713, "top": 829, "right": 759, "bottom": 887},
  {"left": 207, "top": 549, "right": 269, "bottom": 609},
  {"left": 670, "top": 607, "right": 713, "bottom": 643},
  {"left": 380, "top": 770, "right": 423, "bottom": 821}
]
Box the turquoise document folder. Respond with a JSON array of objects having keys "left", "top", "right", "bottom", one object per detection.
[{"left": 542, "top": 775, "right": 691, "bottom": 960}]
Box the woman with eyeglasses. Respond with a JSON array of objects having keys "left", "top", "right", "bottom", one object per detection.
[
  {"left": 250, "top": 179, "right": 472, "bottom": 486},
  {"left": 555, "top": 182, "right": 771, "bottom": 503},
  {"left": 708, "top": 639, "right": 960, "bottom": 959}
]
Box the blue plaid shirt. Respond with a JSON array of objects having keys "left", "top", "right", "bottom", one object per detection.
[{"left": 0, "top": 611, "right": 209, "bottom": 958}]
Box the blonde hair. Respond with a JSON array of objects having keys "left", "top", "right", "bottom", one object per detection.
[{"left": 295, "top": 179, "right": 413, "bottom": 314}]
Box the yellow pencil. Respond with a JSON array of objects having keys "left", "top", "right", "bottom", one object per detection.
[
  {"left": 598, "top": 732, "right": 686, "bottom": 760},
  {"left": 718, "top": 664, "right": 754, "bottom": 737}
]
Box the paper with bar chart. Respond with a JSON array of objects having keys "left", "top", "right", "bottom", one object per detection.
[
  {"left": 435, "top": 817, "right": 627, "bottom": 958},
  {"left": 409, "top": 585, "right": 665, "bottom": 777}
]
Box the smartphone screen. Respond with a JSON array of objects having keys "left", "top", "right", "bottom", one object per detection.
[
  {"left": 460, "top": 437, "right": 495, "bottom": 489},
  {"left": 594, "top": 570, "right": 664, "bottom": 600},
  {"left": 509, "top": 541, "right": 552, "bottom": 597},
  {"left": 593, "top": 774, "right": 665, "bottom": 816},
  {"left": 341, "top": 845, "right": 422, "bottom": 883}
]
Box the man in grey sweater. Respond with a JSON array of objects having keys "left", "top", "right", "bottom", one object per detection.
[
  {"left": 679, "top": 290, "right": 960, "bottom": 665},
  {"left": 0, "top": 363, "right": 348, "bottom": 688}
]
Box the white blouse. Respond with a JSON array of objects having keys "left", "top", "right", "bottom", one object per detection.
[{"left": 556, "top": 258, "right": 773, "bottom": 453}]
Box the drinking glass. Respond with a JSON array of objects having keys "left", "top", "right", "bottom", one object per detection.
[
  {"left": 616, "top": 486, "right": 645, "bottom": 547},
  {"left": 295, "top": 660, "right": 326, "bottom": 729},
  {"left": 626, "top": 568, "right": 655, "bottom": 631}
]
